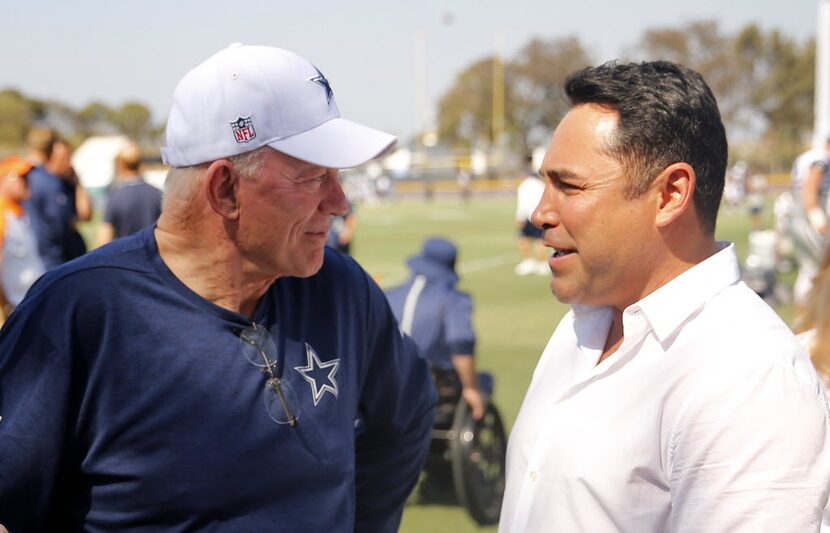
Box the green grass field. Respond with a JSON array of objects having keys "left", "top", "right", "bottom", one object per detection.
[
  {"left": 345, "top": 194, "right": 789, "bottom": 533},
  {"left": 76, "top": 192, "right": 788, "bottom": 532}
]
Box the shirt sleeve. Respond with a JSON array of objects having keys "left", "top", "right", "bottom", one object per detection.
[
  {"left": 353, "top": 273, "right": 437, "bottom": 533},
  {"left": 444, "top": 292, "right": 476, "bottom": 356},
  {"left": 811, "top": 159, "right": 829, "bottom": 173},
  {"left": 0, "top": 294, "right": 75, "bottom": 530},
  {"left": 668, "top": 356, "right": 830, "bottom": 532}
]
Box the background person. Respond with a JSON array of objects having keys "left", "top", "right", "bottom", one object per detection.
[
  {"left": 96, "top": 140, "right": 162, "bottom": 246},
  {"left": 0, "top": 156, "right": 44, "bottom": 323},
  {"left": 326, "top": 200, "right": 357, "bottom": 255},
  {"left": 20, "top": 127, "right": 58, "bottom": 265},
  {"left": 385, "top": 237, "right": 485, "bottom": 420},
  {"left": 456, "top": 163, "right": 472, "bottom": 204},
  {"left": 500, "top": 60, "right": 830, "bottom": 532},
  {"left": 797, "top": 243, "right": 830, "bottom": 386},
  {"left": 800, "top": 138, "right": 830, "bottom": 236},
  {"left": 24, "top": 135, "right": 92, "bottom": 268},
  {"left": 0, "top": 44, "right": 435, "bottom": 532},
  {"left": 514, "top": 157, "right": 547, "bottom": 276},
  {"left": 789, "top": 140, "right": 830, "bottom": 308},
  {"left": 745, "top": 165, "right": 767, "bottom": 230},
  {"left": 797, "top": 243, "right": 830, "bottom": 390},
  {"left": 24, "top": 126, "right": 57, "bottom": 168}
]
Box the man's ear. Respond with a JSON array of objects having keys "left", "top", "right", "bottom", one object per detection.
[
  {"left": 204, "top": 159, "right": 240, "bottom": 220},
  {"left": 654, "top": 162, "right": 695, "bottom": 228}
]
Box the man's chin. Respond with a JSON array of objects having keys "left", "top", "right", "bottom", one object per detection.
[
  {"left": 550, "top": 280, "right": 580, "bottom": 305},
  {"left": 294, "top": 251, "right": 326, "bottom": 278}
]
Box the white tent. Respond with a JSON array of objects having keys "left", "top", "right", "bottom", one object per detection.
[
  {"left": 71, "top": 135, "right": 131, "bottom": 190},
  {"left": 142, "top": 168, "right": 168, "bottom": 190}
]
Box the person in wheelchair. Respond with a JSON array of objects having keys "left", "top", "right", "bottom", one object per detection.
[
  {"left": 387, "top": 237, "right": 507, "bottom": 525},
  {"left": 385, "top": 237, "right": 484, "bottom": 420}
]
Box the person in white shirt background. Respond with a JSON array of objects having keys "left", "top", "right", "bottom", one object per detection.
[
  {"left": 514, "top": 155, "right": 548, "bottom": 276},
  {"left": 499, "top": 60, "right": 830, "bottom": 533},
  {"left": 789, "top": 140, "right": 830, "bottom": 309},
  {"left": 797, "top": 244, "right": 830, "bottom": 532}
]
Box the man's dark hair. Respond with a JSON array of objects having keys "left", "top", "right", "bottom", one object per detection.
[{"left": 564, "top": 61, "right": 727, "bottom": 234}]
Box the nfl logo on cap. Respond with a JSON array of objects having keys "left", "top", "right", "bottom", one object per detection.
[{"left": 231, "top": 116, "right": 256, "bottom": 143}]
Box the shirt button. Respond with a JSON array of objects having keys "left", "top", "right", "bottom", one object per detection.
[{"left": 530, "top": 470, "right": 538, "bottom": 481}]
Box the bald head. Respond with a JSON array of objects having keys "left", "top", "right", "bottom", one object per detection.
[{"left": 116, "top": 142, "right": 142, "bottom": 173}]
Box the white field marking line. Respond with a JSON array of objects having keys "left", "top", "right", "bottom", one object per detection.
[{"left": 378, "top": 253, "right": 519, "bottom": 288}]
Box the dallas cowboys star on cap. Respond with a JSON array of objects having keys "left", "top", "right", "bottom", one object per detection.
[{"left": 161, "top": 43, "right": 396, "bottom": 169}]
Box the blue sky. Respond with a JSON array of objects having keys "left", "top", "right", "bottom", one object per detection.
[{"left": 2, "top": 0, "right": 818, "bottom": 142}]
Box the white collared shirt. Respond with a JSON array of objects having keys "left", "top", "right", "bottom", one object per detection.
[{"left": 501, "top": 243, "right": 830, "bottom": 533}]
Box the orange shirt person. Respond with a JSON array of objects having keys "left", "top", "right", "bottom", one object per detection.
[{"left": 0, "top": 156, "right": 45, "bottom": 321}]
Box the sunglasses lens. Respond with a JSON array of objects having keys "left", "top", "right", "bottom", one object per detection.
[
  {"left": 240, "top": 325, "right": 278, "bottom": 368},
  {"left": 264, "top": 379, "right": 301, "bottom": 425},
  {"left": 239, "top": 324, "right": 300, "bottom": 426}
]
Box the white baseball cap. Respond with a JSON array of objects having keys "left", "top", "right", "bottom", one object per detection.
[{"left": 161, "top": 44, "right": 396, "bottom": 168}]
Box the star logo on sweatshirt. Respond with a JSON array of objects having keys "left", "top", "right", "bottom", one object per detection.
[{"left": 294, "top": 343, "right": 339, "bottom": 406}]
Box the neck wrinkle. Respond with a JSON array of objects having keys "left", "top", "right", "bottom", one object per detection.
[{"left": 154, "top": 225, "right": 272, "bottom": 318}]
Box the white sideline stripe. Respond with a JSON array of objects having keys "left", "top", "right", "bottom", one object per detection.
[{"left": 378, "top": 253, "right": 519, "bottom": 288}]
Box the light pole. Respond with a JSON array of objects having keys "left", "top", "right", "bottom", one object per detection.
[
  {"left": 492, "top": 32, "right": 505, "bottom": 171},
  {"left": 813, "top": 0, "right": 830, "bottom": 147}
]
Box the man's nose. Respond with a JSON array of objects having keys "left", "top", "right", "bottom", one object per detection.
[
  {"left": 531, "top": 184, "right": 559, "bottom": 230},
  {"left": 321, "top": 169, "right": 349, "bottom": 216}
]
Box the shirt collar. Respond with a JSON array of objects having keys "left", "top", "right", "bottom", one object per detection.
[
  {"left": 636, "top": 241, "right": 739, "bottom": 345},
  {"left": 571, "top": 242, "right": 740, "bottom": 349}
]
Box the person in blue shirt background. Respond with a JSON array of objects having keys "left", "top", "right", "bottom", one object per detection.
[
  {"left": 96, "top": 140, "right": 163, "bottom": 246},
  {"left": 0, "top": 44, "right": 435, "bottom": 532},
  {"left": 326, "top": 200, "right": 357, "bottom": 255},
  {"left": 385, "top": 237, "right": 485, "bottom": 420},
  {"left": 24, "top": 132, "right": 92, "bottom": 268}
]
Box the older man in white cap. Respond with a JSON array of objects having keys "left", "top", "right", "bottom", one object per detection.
[{"left": 0, "top": 44, "right": 436, "bottom": 532}]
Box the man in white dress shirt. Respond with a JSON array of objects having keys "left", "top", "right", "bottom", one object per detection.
[{"left": 499, "top": 60, "right": 830, "bottom": 533}]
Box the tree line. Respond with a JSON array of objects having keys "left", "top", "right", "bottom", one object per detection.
[
  {"left": 437, "top": 20, "right": 815, "bottom": 172},
  {"left": 0, "top": 19, "right": 816, "bottom": 172},
  {"left": 0, "top": 91, "right": 159, "bottom": 153}
]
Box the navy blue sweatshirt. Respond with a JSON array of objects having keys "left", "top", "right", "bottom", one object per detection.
[{"left": 0, "top": 227, "right": 435, "bottom": 532}]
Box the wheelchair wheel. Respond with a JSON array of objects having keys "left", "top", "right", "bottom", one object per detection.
[{"left": 450, "top": 400, "right": 507, "bottom": 525}]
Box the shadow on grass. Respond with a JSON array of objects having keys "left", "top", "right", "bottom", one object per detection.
[{"left": 408, "top": 467, "right": 462, "bottom": 508}]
